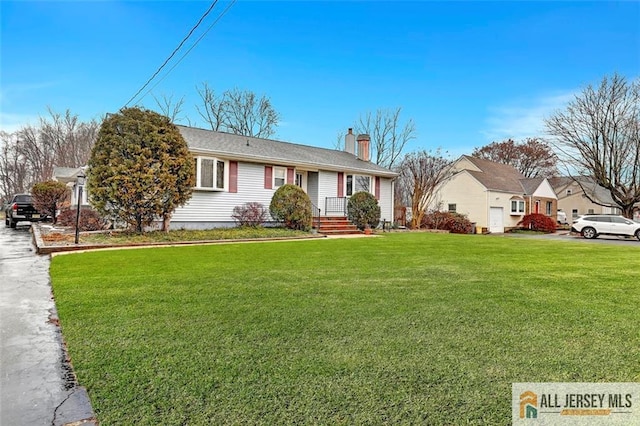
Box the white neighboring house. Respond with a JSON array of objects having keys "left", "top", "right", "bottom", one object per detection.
[
  {"left": 434, "top": 156, "right": 558, "bottom": 233},
  {"left": 52, "top": 166, "right": 88, "bottom": 207},
  {"left": 54, "top": 127, "right": 398, "bottom": 230}
]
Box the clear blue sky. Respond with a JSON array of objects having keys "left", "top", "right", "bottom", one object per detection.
[{"left": 1, "top": 1, "right": 638, "bottom": 157}]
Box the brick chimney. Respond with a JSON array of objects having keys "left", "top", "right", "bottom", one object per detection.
[{"left": 356, "top": 134, "right": 370, "bottom": 162}]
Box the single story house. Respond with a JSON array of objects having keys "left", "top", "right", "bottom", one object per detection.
[
  {"left": 434, "top": 155, "right": 558, "bottom": 233},
  {"left": 55, "top": 127, "right": 398, "bottom": 230}
]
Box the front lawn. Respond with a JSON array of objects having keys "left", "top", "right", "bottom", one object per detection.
[{"left": 50, "top": 233, "right": 640, "bottom": 425}]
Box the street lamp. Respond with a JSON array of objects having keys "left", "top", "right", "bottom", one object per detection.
[{"left": 74, "top": 172, "right": 86, "bottom": 244}]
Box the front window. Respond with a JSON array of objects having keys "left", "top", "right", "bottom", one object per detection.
[
  {"left": 346, "top": 174, "right": 371, "bottom": 196},
  {"left": 510, "top": 200, "right": 525, "bottom": 214},
  {"left": 273, "top": 167, "right": 286, "bottom": 188},
  {"left": 546, "top": 201, "right": 552, "bottom": 216},
  {"left": 196, "top": 156, "right": 227, "bottom": 190},
  {"left": 448, "top": 204, "right": 457, "bottom": 213}
]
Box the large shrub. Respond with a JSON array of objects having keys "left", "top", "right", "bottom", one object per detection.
[
  {"left": 57, "top": 207, "right": 107, "bottom": 231},
  {"left": 518, "top": 213, "right": 557, "bottom": 233},
  {"left": 232, "top": 202, "right": 267, "bottom": 227},
  {"left": 31, "top": 180, "right": 69, "bottom": 223},
  {"left": 347, "top": 191, "right": 381, "bottom": 230},
  {"left": 269, "top": 184, "right": 312, "bottom": 231},
  {"left": 87, "top": 107, "right": 195, "bottom": 233},
  {"left": 422, "top": 211, "right": 473, "bottom": 234}
]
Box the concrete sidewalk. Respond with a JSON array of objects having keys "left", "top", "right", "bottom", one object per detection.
[{"left": 0, "top": 225, "right": 96, "bottom": 426}]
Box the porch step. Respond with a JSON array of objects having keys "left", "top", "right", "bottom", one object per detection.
[{"left": 314, "top": 216, "right": 361, "bottom": 235}]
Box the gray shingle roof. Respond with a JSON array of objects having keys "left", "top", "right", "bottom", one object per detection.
[
  {"left": 461, "top": 155, "right": 526, "bottom": 193},
  {"left": 178, "top": 125, "right": 397, "bottom": 177}
]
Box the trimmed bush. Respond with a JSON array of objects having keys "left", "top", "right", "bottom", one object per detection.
[
  {"left": 347, "top": 191, "right": 381, "bottom": 230},
  {"left": 232, "top": 202, "right": 267, "bottom": 227},
  {"left": 518, "top": 213, "right": 557, "bottom": 233},
  {"left": 422, "top": 211, "right": 474, "bottom": 234},
  {"left": 57, "top": 207, "right": 107, "bottom": 231},
  {"left": 269, "top": 184, "right": 312, "bottom": 231}
]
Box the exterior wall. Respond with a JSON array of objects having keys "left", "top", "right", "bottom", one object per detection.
[
  {"left": 488, "top": 190, "right": 523, "bottom": 231},
  {"left": 437, "top": 172, "right": 488, "bottom": 228},
  {"left": 378, "top": 177, "right": 394, "bottom": 223},
  {"left": 318, "top": 171, "right": 341, "bottom": 216},
  {"left": 171, "top": 162, "right": 276, "bottom": 228},
  {"left": 171, "top": 162, "right": 396, "bottom": 228},
  {"left": 556, "top": 181, "right": 620, "bottom": 220}
]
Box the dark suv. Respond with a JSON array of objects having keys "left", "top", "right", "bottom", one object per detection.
[
  {"left": 4, "top": 194, "right": 46, "bottom": 228},
  {"left": 571, "top": 214, "right": 640, "bottom": 240}
]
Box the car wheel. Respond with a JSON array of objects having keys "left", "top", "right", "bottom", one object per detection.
[
  {"left": 9, "top": 218, "right": 16, "bottom": 228},
  {"left": 4, "top": 217, "right": 8, "bottom": 226},
  {"left": 636, "top": 229, "right": 640, "bottom": 241},
  {"left": 581, "top": 227, "right": 597, "bottom": 239}
]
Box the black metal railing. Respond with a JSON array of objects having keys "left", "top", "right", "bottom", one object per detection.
[
  {"left": 311, "top": 203, "right": 321, "bottom": 229},
  {"left": 325, "top": 197, "right": 348, "bottom": 216}
]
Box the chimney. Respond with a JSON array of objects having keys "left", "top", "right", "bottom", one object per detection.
[
  {"left": 356, "top": 133, "right": 370, "bottom": 162},
  {"left": 344, "top": 128, "right": 356, "bottom": 155}
]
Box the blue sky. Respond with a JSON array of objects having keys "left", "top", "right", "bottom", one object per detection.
[{"left": 1, "top": 1, "right": 638, "bottom": 157}]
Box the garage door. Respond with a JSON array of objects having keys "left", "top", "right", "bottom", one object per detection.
[{"left": 489, "top": 207, "right": 504, "bottom": 233}]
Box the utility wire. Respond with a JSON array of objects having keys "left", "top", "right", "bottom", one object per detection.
[
  {"left": 140, "top": 0, "right": 237, "bottom": 102},
  {"left": 123, "top": 0, "right": 219, "bottom": 108}
]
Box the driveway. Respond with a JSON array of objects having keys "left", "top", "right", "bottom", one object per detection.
[
  {"left": 0, "top": 222, "right": 95, "bottom": 425},
  {"left": 500, "top": 230, "right": 640, "bottom": 246}
]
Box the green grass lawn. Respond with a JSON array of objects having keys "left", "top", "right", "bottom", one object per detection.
[{"left": 50, "top": 233, "right": 640, "bottom": 425}]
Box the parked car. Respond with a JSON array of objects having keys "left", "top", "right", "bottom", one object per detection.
[
  {"left": 4, "top": 194, "right": 46, "bottom": 228},
  {"left": 557, "top": 210, "right": 567, "bottom": 225},
  {"left": 571, "top": 214, "right": 640, "bottom": 240}
]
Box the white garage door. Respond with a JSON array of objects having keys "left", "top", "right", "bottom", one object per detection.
[{"left": 489, "top": 207, "right": 504, "bottom": 233}]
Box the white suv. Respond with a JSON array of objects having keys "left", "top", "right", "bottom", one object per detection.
[{"left": 571, "top": 215, "right": 640, "bottom": 240}]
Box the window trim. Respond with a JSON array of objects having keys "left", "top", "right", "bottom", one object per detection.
[
  {"left": 273, "top": 166, "right": 287, "bottom": 188},
  {"left": 195, "top": 156, "right": 228, "bottom": 191},
  {"left": 345, "top": 173, "right": 373, "bottom": 196},
  {"left": 510, "top": 199, "right": 525, "bottom": 215}
]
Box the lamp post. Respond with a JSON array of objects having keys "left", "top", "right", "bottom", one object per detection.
[{"left": 74, "top": 172, "right": 86, "bottom": 244}]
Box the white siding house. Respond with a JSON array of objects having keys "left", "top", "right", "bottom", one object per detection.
[{"left": 169, "top": 126, "right": 397, "bottom": 229}]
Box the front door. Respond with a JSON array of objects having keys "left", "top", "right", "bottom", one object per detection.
[
  {"left": 489, "top": 207, "right": 504, "bottom": 233},
  {"left": 295, "top": 171, "right": 307, "bottom": 193}
]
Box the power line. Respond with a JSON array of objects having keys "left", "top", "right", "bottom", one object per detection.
[
  {"left": 123, "top": 0, "right": 220, "bottom": 108},
  {"left": 141, "top": 0, "right": 237, "bottom": 102}
]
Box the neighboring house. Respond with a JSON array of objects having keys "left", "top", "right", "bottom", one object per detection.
[
  {"left": 52, "top": 166, "right": 89, "bottom": 206},
  {"left": 54, "top": 127, "right": 398, "bottom": 230},
  {"left": 435, "top": 156, "right": 558, "bottom": 233},
  {"left": 549, "top": 177, "right": 623, "bottom": 220}
]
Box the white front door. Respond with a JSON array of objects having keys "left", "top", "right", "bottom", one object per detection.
[
  {"left": 295, "top": 171, "right": 307, "bottom": 193},
  {"left": 489, "top": 207, "right": 504, "bottom": 233}
]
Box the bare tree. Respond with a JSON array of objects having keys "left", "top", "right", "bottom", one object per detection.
[
  {"left": 196, "top": 83, "right": 280, "bottom": 138},
  {"left": 355, "top": 107, "right": 416, "bottom": 169},
  {"left": 395, "top": 150, "right": 452, "bottom": 229},
  {"left": 0, "top": 131, "right": 29, "bottom": 201},
  {"left": 472, "top": 138, "right": 558, "bottom": 178},
  {"left": 153, "top": 93, "right": 186, "bottom": 124},
  {"left": 0, "top": 109, "right": 99, "bottom": 201},
  {"left": 545, "top": 74, "right": 640, "bottom": 218}
]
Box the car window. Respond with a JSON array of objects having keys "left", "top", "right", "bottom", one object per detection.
[
  {"left": 611, "top": 217, "right": 631, "bottom": 224},
  {"left": 15, "top": 195, "right": 32, "bottom": 203}
]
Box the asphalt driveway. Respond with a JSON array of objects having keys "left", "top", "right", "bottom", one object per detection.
[{"left": 0, "top": 222, "right": 95, "bottom": 426}]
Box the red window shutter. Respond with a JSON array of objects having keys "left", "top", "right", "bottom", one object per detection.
[
  {"left": 264, "top": 166, "right": 273, "bottom": 189},
  {"left": 375, "top": 176, "right": 381, "bottom": 200},
  {"left": 229, "top": 161, "right": 238, "bottom": 193},
  {"left": 337, "top": 172, "right": 344, "bottom": 197},
  {"left": 287, "top": 168, "right": 295, "bottom": 184}
]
